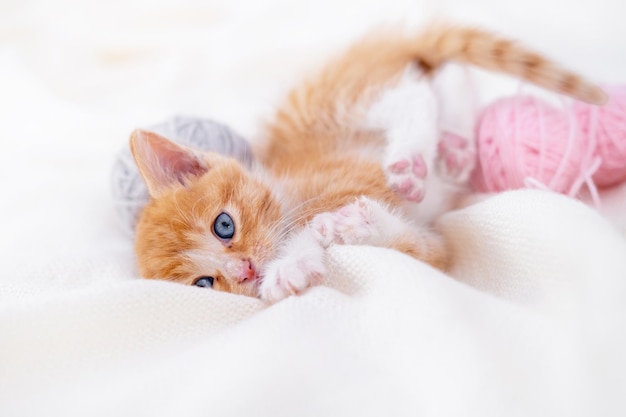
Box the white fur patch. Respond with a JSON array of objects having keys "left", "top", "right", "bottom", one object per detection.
[
  {"left": 259, "top": 227, "right": 326, "bottom": 302},
  {"left": 366, "top": 69, "right": 439, "bottom": 166}
]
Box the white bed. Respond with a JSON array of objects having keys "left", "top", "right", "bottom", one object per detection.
[{"left": 1, "top": 0, "right": 625, "bottom": 415}]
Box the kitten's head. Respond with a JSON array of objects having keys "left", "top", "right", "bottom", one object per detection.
[{"left": 130, "top": 130, "right": 282, "bottom": 297}]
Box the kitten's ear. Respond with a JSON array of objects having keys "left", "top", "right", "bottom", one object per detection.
[{"left": 129, "top": 129, "right": 210, "bottom": 197}]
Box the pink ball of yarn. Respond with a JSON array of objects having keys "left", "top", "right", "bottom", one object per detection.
[
  {"left": 572, "top": 85, "right": 626, "bottom": 187},
  {"left": 472, "top": 95, "right": 592, "bottom": 195}
]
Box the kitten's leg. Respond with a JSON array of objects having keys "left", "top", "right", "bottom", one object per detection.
[
  {"left": 431, "top": 66, "right": 477, "bottom": 185},
  {"left": 436, "top": 131, "right": 476, "bottom": 184},
  {"left": 366, "top": 72, "right": 439, "bottom": 203},
  {"left": 259, "top": 227, "right": 326, "bottom": 302},
  {"left": 311, "top": 197, "right": 448, "bottom": 270}
]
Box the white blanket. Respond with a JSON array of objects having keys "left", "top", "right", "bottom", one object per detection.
[{"left": 1, "top": 0, "right": 625, "bottom": 416}]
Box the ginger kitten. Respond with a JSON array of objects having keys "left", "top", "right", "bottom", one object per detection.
[{"left": 130, "top": 23, "right": 605, "bottom": 302}]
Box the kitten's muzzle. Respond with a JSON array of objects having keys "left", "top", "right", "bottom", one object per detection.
[{"left": 237, "top": 258, "right": 258, "bottom": 283}]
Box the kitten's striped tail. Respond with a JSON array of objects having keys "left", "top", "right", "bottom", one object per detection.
[
  {"left": 266, "top": 23, "right": 606, "bottom": 151},
  {"left": 413, "top": 23, "right": 607, "bottom": 104}
]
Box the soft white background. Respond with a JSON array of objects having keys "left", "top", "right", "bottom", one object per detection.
[{"left": 1, "top": 0, "right": 625, "bottom": 416}]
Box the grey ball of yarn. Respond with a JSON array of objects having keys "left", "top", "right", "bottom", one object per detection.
[{"left": 111, "top": 116, "right": 254, "bottom": 235}]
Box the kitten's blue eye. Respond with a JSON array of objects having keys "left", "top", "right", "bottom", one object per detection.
[
  {"left": 194, "top": 276, "right": 214, "bottom": 288},
  {"left": 213, "top": 212, "right": 235, "bottom": 240}
]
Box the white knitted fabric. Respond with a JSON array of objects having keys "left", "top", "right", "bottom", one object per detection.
[
  {"left": 1, "top": 1, "right": 625, "bottom": 416},
  {"left": 2, "top": 191, "right": 626, "bottom": 416}
]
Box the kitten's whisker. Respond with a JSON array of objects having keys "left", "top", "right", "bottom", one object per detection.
[
  {"left": 277, "top": 196, "right": 321, "bottom": 220},
  {"left": 268, "top": 207, "right": 314, "bottom": 237},
  {"left": 266, "top": 205, "right": 330, "bottom": 244},
  {"left": 172, "top": 188, "right": 193, "bottom": 227},
  {"left": 262, "top": 196, "right": 320, "bottom": 238}
]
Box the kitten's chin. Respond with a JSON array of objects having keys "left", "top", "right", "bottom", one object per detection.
[
  {"left": 224, "top": 279, "right": 262, "bottom": 299},
  {"left": 244, "top": 279, "right": 261, "bottom": 298}
]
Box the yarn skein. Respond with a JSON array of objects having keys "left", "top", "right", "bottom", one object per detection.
[
  {"left": 472, "top": 86, "right": 626, "bottom": 200},
  {"left": 471, "top": 95, "right": 593, "bottom": 195},
  {"left": 573, "top": 85, "right": 626, "bottom": 188}
]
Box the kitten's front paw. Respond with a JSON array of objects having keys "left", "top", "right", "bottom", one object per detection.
[
  {"left": 311, "top": 198, "right": 374, "bottom": 247},
  {"left": 436, "top": 131, "right": 476, "bottom": 184},
  {"left": 259, "top": 242, "right": 326, "bottom": 302},
  {"left": 385, "top": 153, "right": 427, "bottom": 202}
]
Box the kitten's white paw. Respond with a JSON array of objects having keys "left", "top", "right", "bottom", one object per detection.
[
  {"left": 436, "top": 131, "right": 476, "bottom": 184},
  {"left": 259, "top": 256, "right": 325, "bottom": 302},
  {"left": 259, "top": 233, "right": 326, "bottom": 302},
  {"left": 385, "top": 153, "right": 427, "bottom": 202},
  {"left": 311, "top": 197, "right": 375, "bottom": 247}
]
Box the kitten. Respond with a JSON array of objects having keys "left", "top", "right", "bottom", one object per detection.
[{"left": 130, "top": 23, "right": 605, "bottom": 302}]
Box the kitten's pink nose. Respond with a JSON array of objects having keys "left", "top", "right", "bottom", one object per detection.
[{"left": 238, "top": 259, "right": 257, "bottom": 283}]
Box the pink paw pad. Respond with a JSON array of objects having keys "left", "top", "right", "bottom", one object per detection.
[
  {"left": 437, "top": 131, "right": 476, "bottom": 183},
  {"left": 386, "top": 154, "right": 427, "bottom": 203},
  {"left": 310, "top": 212, "right": 338, "bottom": 246},
  {"left": 311, "top": 199, "right": 373, "bottom": 247}
]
